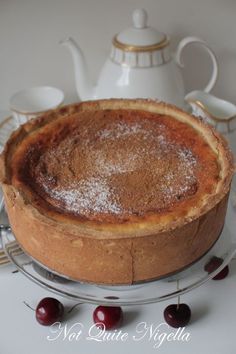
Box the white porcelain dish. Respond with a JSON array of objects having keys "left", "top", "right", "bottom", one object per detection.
[{"left": 10, "top": 86, "right": 64, "bottom": 126}]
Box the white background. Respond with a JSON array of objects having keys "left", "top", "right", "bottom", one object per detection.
[
  {"left": 1, "top": 1, "right": 236, "bottom": 353},
  {"left": 1, "top": 0, "right": 236, "bottom": 109}
]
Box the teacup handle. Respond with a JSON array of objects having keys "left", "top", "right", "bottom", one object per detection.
[{"left": 175, "top": 36, "right": 218, "bottom": 93}]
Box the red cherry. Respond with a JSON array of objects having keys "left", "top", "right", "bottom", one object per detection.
[
  {"left": 36, "top": 297, "right": 64, "bottom": 326},
  {"left": 212, "top": 266, "right": 229, "bottom": 280},
  {"left": 93, "top": 306, "right": 123, "bottom": 330},
  {"left": 204, "top": 256, "right": 229, "bottom": 280},
  {"left": 164, "top": 303, "right": 191, "bottom": 328}
]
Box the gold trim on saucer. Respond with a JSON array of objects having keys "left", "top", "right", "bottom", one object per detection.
[
  {"left": 0, "top": 116, "right": 12, "bottom": 129},
  {"left": 112, "top": 35, "right": 169, "bottom": 52}
]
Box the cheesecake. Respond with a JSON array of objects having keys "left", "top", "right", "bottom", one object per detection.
[{"left": 0, "top": 99, "right": 234, "bottom": 284}]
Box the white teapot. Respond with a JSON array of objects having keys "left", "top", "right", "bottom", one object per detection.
[{"left": 61, "top": 8, "right": 218, "bottom": 108}]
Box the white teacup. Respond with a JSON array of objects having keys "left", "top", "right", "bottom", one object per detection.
[{"left": 10, "top": 86, "right": 64, "bottom": 126}]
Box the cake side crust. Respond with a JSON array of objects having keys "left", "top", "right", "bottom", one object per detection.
[{"left": 2, "top": 183, "right": 229, "bottom": 284}]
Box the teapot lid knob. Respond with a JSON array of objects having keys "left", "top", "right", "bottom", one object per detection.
[
  {"left": 132, "top": 9, "right": 148, "bottom": 29},
  {"left": 112, "top": 8, "right": 168, "bottom": 52}
]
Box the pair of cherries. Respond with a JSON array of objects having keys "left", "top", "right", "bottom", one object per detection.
[
  {"left": 34, "top": 256, "right": 229, "bottom": 329},
  {"left": 36, "top": 298, "right": 122, "bottom": 329},
  {"left": 164, "top": 256, "right": 229, "bottom": 327}
]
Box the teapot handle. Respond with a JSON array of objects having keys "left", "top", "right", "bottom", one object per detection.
[{"left": 175, "top": 36, "right": 218, "bottom": 93}]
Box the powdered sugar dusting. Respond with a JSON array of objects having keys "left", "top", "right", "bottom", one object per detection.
[
  {"left": 32, "top": 110, "right": 204, "bottom": 219},
  {"left": 98, "top": 121, "right": 155, "bottom": 140},
  {"left": 48, "top": 177, "right": 121, "bottom": 215},
  {"left": 160, "top": 147, "right": 197, "bottom": 202}
]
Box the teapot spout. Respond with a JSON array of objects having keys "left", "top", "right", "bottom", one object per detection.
[{"left": 60, "top": 37, "right": 95, "bottom": 101}]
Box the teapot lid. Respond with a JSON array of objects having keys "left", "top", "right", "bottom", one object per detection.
[{"left": 113, "top": 9, "right": 169, "bottom": 52}]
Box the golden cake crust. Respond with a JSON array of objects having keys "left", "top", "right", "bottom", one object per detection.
[{"left": 0, "top": 99, "right": 234, "bottom": 284}]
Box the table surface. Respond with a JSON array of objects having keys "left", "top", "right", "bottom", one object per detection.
[{"left": 0, "top": 259, "right": 236, "bottom": 354}]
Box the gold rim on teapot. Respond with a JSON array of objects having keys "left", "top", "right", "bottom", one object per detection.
[{"left": 112, "top": 35, "right": 169, "bottom": 52}]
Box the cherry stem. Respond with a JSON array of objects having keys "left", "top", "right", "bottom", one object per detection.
[
  {"left": 23, "top": 301, "right": 35, "bottom": 312},
  {"left": 67, "top": 302, "right": 82, "bottom": 314},
  {"left": 177, "top": 279, "right": 180, "bottom": 309}
]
